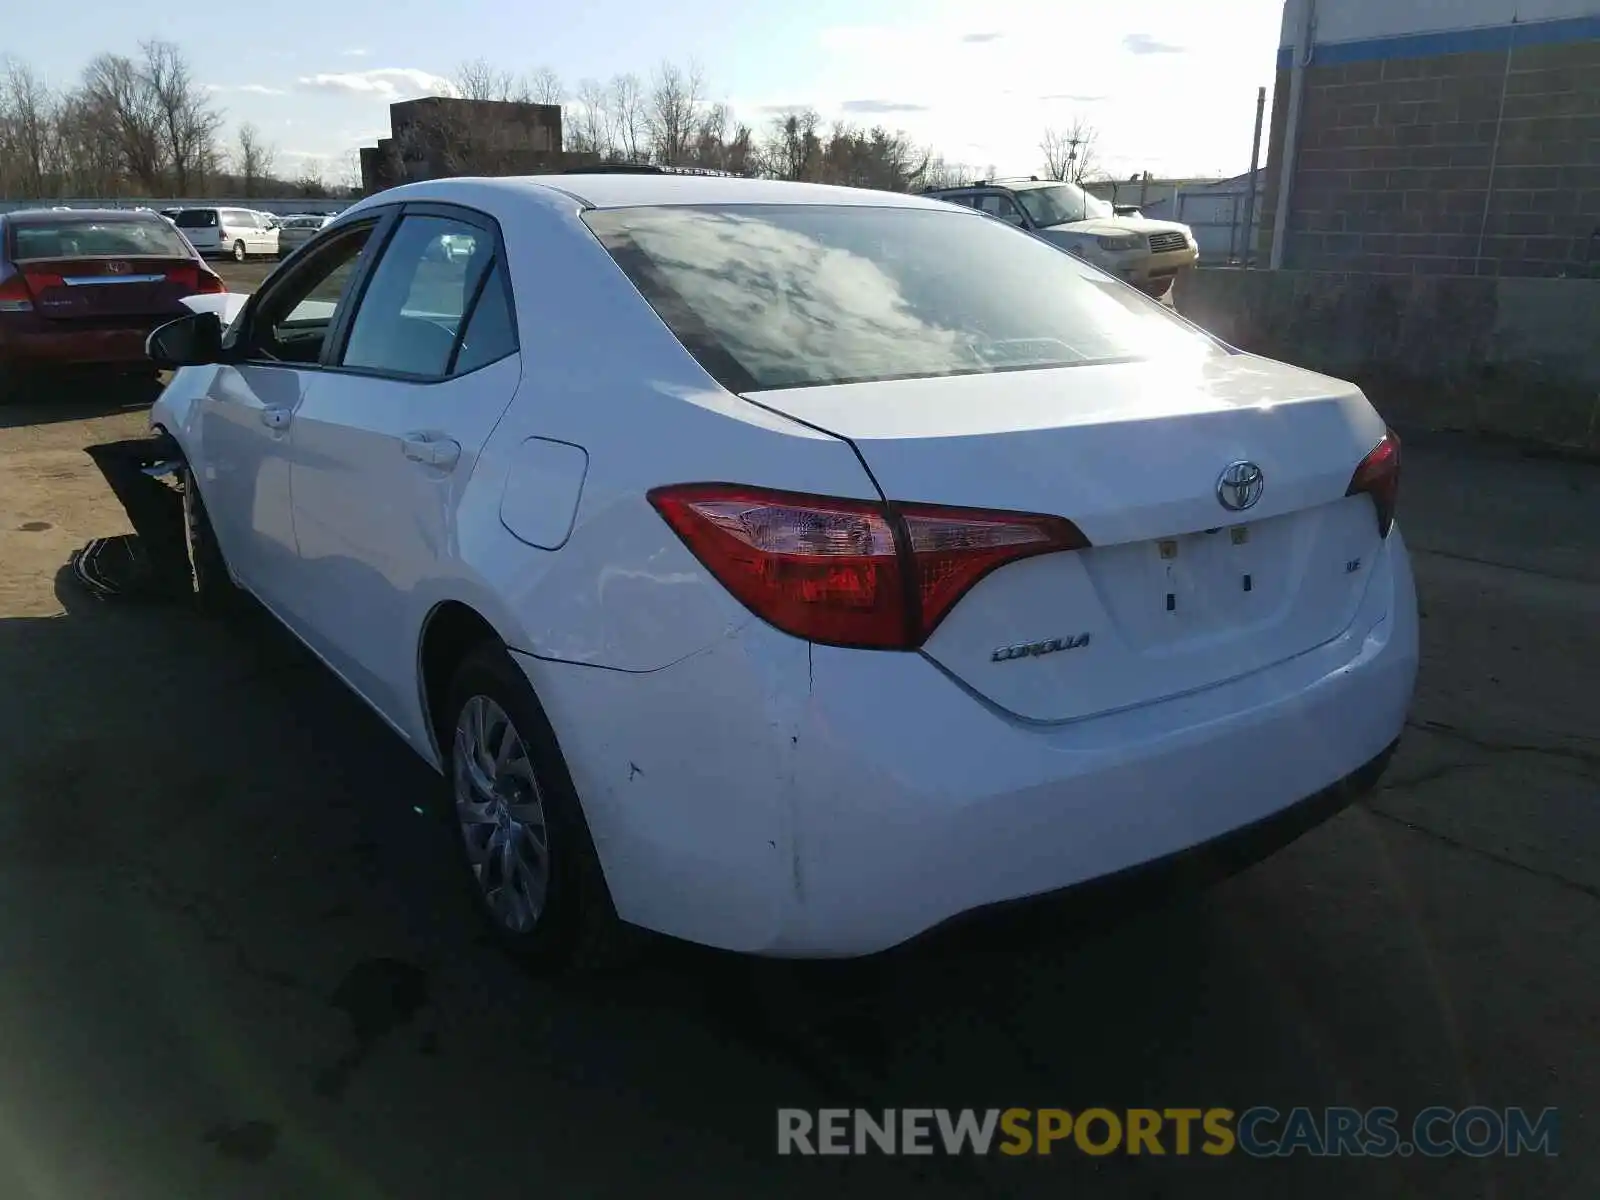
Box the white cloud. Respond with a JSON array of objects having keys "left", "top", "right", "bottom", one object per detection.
[
  {"left": 297, "top": 68, "right": 455, "bottom": 99},
  {"left": 342, "top": 48, "right": 370, "bottom": 57},
  {"left": 792, "top": 2, "right": 1282, "bottom": 178},
  {"left": 1123, "top": 33, "right": 1185, "bottom": 54},
  {"left": 205, "top": 83, "right": 287, "bottom": 95}
]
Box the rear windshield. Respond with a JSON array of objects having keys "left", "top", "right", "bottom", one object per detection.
[
  {"left": 174, "top": 210, "right": 219, "bottom": 228},
  {"left": 10, "top": 216, "right": 195, "bottom": 261},
  {"left": 582, "top": 204, "right": 1214, "bottom": 392}
]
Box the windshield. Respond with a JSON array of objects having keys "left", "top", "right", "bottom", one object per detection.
[
  {"left": 583, "top": 203, "right": 1213, "bottom": 392},
  {"left": 1013, "top": 184, "right": 1115, "bottom": 227},
  {"left": 10, "top": 216, "right": 195, "bottom": 260}
]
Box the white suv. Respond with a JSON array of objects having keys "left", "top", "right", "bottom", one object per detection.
[
  {"left": 925, "top": 178, "right": 1199, "bottom": 300},
  {"left": 170, "top": 207, "right": 280, "bottom": 262}
]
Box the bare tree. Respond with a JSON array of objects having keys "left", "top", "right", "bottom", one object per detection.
[
  {"left": 142, "top": 40, "right": 223, "bottom": 193},
  {"left": 922, "top": 155, "right": 975, "bottom": 190},
  {"left": 235, "top": 121, "right": 275, "bottom": 196},
  {"left": 336, "top": 147, "right": 364, "bottom": 191},
  {"left": 1, "top": 59, "right": 61, "bottom": 197},
  {"left": 527, "top": 67, "right": 564, "bottom": 107},
  {"left": 609, "top": 73, "right": 647, "bottom": 162},
  {"left": 568, "top": 77, "right": 614, "bottom": 157},
  {"left": 759, "top": 109, "right": 820, "bottom": 181},
  {"left": 80, "top": 52, "right": 166, "bottom": 191},
  {"left": 646, "top": 60, "right": 703, "bottom": 166},
  {"left": 1040, "top": 118, "right": 1099, "bottom": 185},
  {"left": 453, "top": 58, "right": 522, "bottom": 102}
]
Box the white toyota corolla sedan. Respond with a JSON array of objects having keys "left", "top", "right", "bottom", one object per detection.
[{"left": 144, "top": 173, "right": 1418, "bottom": 969}]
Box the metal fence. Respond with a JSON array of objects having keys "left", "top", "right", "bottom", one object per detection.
[
  {"left": 1139, "top": 187, "right": 1263, "bottom": 266},
  {"left": 0, "top": 197, "right": 349, "bottom": 217}
]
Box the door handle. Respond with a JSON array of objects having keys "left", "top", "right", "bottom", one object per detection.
[
  {"left": 402, "top": 434, "right": 461, "bottom": 470},
  {"left": 260, "top": 407, "right": 291, "bottom": 430}
]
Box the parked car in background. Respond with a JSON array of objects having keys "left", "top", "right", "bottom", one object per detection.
[
  {"left": 275, "top": 213, "right": 332, "bottom": 258},
  {"left": 0, "top": 207, "right": 225, "bottom": 396},
  {"left": 143, "top": 174, "right": 1415, "bottom": 971},
  {"left": 171, "top": 207, "right": 280, "bottom": 261},
  {"left": 924, "top": 178, "right": 1199, "bottom": 300}
]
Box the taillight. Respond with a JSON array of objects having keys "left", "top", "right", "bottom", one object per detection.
[
  {"left": 648, "top": 483, "right": 1090, "bottom": 650},
  {"left": 0, "top": 273, "right": 32, "bottom": 313},
  {"left": 1346, "top": 429, "right": 1401, "bottom": 538},
  {"left": 166, "top": 264, "right": 226, "bottom": 294}
]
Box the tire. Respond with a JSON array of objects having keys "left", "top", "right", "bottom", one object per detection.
[
  {"left": 232, "top": 240, "right": 247, "bottom": 263},
  {"left": 442, "top": 643, "right": 626, "bottom": 974},
  {"left": 182, "top": 465, "right": 242, "bottom": 614}
]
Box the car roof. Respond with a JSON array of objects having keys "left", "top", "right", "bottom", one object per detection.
[{"left": 351, "top": 174, "right": 964, "bottom": 215}]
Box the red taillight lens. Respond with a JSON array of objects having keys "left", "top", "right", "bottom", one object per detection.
[
  {"left": 1346, "top": 429, "right": 1401, "bottom": 538},
  {"left": 648, "top": 484, "right": 1089, "bottom": 650},
  {"left": 0, "top": 273, "right": 33, "bottom": 313},
  {"left": 167, "top": 264, "right": 225, "bottom": 294}
]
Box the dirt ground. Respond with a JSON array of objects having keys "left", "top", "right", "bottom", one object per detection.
[{"left": 0, "top": 364, "right": 1595, "bottom": 1196}]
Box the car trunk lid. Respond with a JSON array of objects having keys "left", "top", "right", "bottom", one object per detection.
[
  {"left": 14, "top": 257, "right": 206, "bottom": 321},
  {"left": 743, "top": 354, "right": 1391, "bottom": 723}
]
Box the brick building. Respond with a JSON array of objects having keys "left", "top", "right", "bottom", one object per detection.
[
  {"left": 359, "top": 97, "right": 592, "bottom": 193},
  {"left": 1260, "top": 0, "right": 1600, "bottom": 276}
]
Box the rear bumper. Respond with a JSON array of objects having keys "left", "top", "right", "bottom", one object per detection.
[
  {"left": 0, "top": 317, "right": 164, "bottom": 367},
  {"left": 527, "top": 528, "right": 1419, "bottom": 958}
]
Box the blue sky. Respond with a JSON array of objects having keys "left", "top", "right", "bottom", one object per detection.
[{"left": 11, "top": 0, "right": 1286, "bottom": 182}]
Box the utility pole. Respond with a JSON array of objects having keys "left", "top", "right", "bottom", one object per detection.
[{"left": 1244, "top": 86, "right": 1266, "bottom": 266}]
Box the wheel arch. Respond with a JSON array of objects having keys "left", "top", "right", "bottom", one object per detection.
[{"left": 416, "top": 599, "right": 514, "bottom": 767}]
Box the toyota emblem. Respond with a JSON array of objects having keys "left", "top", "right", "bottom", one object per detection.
[{"left": 1216, "top": 460, "right": 1264, "bottom": 511}]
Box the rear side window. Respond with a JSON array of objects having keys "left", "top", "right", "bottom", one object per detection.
[
  {"left": 451, "top": 264, "right": 517, "bottom": 375},
  {"left": 9, "top": 217, "right": 194, "bottom": 260},
  {"left": 174, "top": 210, "right": 218, "bottom": 228},
  {"left": 582, "top": 204, "right": 1215, "bottom": 392}
]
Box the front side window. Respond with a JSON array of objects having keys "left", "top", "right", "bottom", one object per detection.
[
  {"left": 339, "top": 214, "right": 495, "bottom": 379},
  {"left": 240, "top": 222, "right": 376, "bottom": 364},
  {"left": 583, "top": 203, "right": 1214, "bottom": 393}
]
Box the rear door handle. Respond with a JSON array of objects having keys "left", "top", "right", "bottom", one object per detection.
[
  {"left": 402, "top": 434, "right": 461, "bottom": 470},
  {"left": 260, "top": 408, "right": 291, "bottom": 430}
]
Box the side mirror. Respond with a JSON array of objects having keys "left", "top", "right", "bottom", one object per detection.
[{"left": 147, "top": 311, "right": 223, "bottom": 368}]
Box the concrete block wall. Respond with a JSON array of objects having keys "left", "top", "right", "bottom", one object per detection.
[
  {"left": 1174, "top": 268, "right": 1600, "bottom": 452},
  {"left": 1260, "top": 8, "right": 1600, "bottom": 277}
]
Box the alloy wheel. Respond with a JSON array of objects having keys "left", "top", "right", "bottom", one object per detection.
[{"left": 452, "top": 695, "right": 551, "bottom": 933}]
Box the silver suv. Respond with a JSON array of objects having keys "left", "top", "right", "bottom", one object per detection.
[{"left": 923, "top": 178, "right": 1198, "bottom": 300}]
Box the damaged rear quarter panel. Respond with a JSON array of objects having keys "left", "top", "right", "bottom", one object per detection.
[{"left": 515, "top": 620, "right": 814, "bottom": 954}]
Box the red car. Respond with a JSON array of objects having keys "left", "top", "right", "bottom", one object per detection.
[{"left": 0, "top": 207, "right": 226, "bottom": 398}]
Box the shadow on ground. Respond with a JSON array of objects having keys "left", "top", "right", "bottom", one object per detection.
[
  {"left": 0, "top": 374, "right": 163, "bottom": 430},
  {"left": 2, "top": 548, "right": 1577, "bottom": 1200}
]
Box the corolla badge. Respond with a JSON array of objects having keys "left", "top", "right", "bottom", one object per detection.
[
  {"left": 991, "top": 633, "right": 1091, "bottom": 663},
  {"left": 1216, "top": 460, "right": 1264, "bottom": 511}
]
